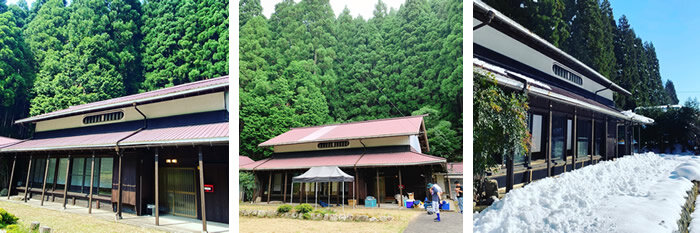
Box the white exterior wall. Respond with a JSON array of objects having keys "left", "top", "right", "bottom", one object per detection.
[
  {"left": 409, "top": 135, "right": 422, "bottom": 153},
  {"left": 473, "top": 19, "right": 615, "bottom": 101},
  {"left": 272, "top": 135, "right": 413, "bottom": 153},
  {"left": 35, "top": 92, "right": 226, "bottom": 132}
]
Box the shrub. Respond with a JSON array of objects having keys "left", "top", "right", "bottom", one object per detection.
[
  {"left": 0, "top": 189, "right": 7, "bottom": 196},
  {"left": 0, "top": 208, "right": 18, "bottom": 228},
  {"left": 312, "top": 208, "right": 336, "bottom": 215},
  {"left": 294, "top": 203, "right": 313, "bottom": 214},
  {"left": 277, "top": 204, "right": 292, "bottom": 213},
  {"left": 239, "top": 172, "right": 256, "bottom": 201},
  {"left": 302, "top": 213, "right": 311, "bottom": 220}
]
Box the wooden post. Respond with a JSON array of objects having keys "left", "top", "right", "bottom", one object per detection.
[
  {"left": 283, "top": 172, "right": 288, "bottom": 203},
  {"left": 376, "top": 169, "right": 380, "bottom": 207},
  {"left": 23, "top": 156, "right": 32, "bottom": 202},
  {"left": 572, "top": 108, "right": 578, "bottom": 169},
  {"left": 41, "top": 155, "right": 50, "bottom": 206},
  {"left": 398, "top": 169, "right": 403, "bottom": 207},
  {"left": 615, "top": 123, "right": 619, "bottom": 158},
  {"left": 591, "top": 117, "right": 595, "bottom": 164},
  {"left": 155, "top": 148, "right": 159, "bottom": 226},
  {"left": 604, "top": 117, "right": 608, "bottom": 160},
  {"left": 7, "top": 156, "right": 16, "bottom": 199},
  {"left": 197, "top": 147, "right": 207, "bottom": 232},
  {"left": 62, "top": 156, "right": 70, "bottom": 209},
  {"left": 547, "top": 102, "right": 552, "bottom": 177},
  {"left": 267, "top": 172, "right": 272, "bottom": 204},
  {"left": 116, "top": 151, "right": 123, "bottom": 220},
  {"left": 638, "top": 124, "right": 642, "bottom": 153},
  {"left": 88, "top": 154, "right": 95, "bottom": 214}
]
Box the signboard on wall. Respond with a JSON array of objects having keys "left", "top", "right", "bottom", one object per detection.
[{"left": 204, "top": 184, "right": 214, "bottom": 192}]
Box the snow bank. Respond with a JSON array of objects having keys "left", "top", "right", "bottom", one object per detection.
[
  {"left": 691, "top": 197, "right": 700, "bottom": 233},
  {"left": 474, "top": 153, "right": 700, "bottom": 233}
]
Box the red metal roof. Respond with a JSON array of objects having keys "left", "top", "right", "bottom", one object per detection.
[
  {"left": 0, "top": 136, "right": 21, "bottom": 148},
  {"left": 1, "top": 122, "right": 228, "bottom": 152},
  {"left": 120, "top": 122, "right": 228, "bottom": 146},
  {"left": 447, "top": 162, "right": 463, "bottom": 174},
  {"left": 240, "top": 156, "right": 255, "bottom": 166},
  {"left": 259, "top": 115, "right": 426, "bottom": 147},
  {"left": 240, "top": 151, "right": 445, "bottom": 170},
  {"left": 17, "top": 76, "right": 229, "bottom": 124}
]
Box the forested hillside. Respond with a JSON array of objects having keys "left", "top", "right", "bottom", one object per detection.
[
  {"left": 0, "top": 0, "right": 228, "bottom": 138},
  {"left": 239, "top": 0, "right": 463, "bottom": 162},
  {"left": 483, "top": 0, "right": 679, "bottom": 109}
]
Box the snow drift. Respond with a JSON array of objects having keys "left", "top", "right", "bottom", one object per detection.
[{"left": 474, "top": 153, "right": 700, "bottom": 233}]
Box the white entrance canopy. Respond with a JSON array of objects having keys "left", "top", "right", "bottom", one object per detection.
[{"left": 290, "top": 166, "right": 354, "bottom": 210}]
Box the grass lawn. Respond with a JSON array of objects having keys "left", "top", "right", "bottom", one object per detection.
[
  {"left": 0, "top": 201, "right": 162, "bottom": 233},
  {"left": 239, "top": 203, "right": 422, "bottom": 233}
]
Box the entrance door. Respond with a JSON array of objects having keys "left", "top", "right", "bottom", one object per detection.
[{"left": 160, "top": 168, "right": 197, "bottom": 218}]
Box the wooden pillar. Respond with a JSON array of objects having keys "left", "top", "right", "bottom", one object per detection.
[
  {"left": 604, "top": 117, "right": 609, "bottom": 160},
  {"left": 283, "top": 172, "right": 288, "bottom": 203},
  {"left": 376, "top": 169, "right": 380, "bottom": 207},
  {"left": 116, "top": 151, "right": 123, "bottom": 219},
  {"left": 155, "top": 148, "right": 159, "bottom": 225},
  {"left": 546, "top": 102, "right": 553, "bottom": 177},
  {"left": 638, "top": 124, "right": 642, "bottom": 153},
  {"left": 572, "top": 108, "right": 578, "bottom": 169},
  {"left": 267, "top": 172, "right": 272, "bottom": 204},
  {"left": 197, "top": 147, "right": 207, "bottom": 232},
  {"left": 625, "top": 124, "right": 629, "bottom": 156},
  {"left": 591, "top": 117, "right": 595, "bottom": 164},
  {"left": 7, "top": 155, "right": 16, "bottom": 199},
  {"left": 23, "top": 156, "right": 32, "bottom": 202},
  {"left": 41, "top": 155, "right": 50, "bottom": 206},
  {"left": 615, "top": 123, "right": 619, "bottom": 158},
  {"left": 398, "top": 169, "right": 403, "bottom": 207},
  {"left": 88, "top": 154, "right": 95, "bottom": 214},
  {"left": 62, "top": 155, "right": 70, "bottom": 209}
]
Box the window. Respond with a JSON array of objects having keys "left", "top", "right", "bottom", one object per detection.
[
  {"left": 56, "top": 158, "right": 69, "bottom": 190},
  {"left": 317, "top": 141, "right": 350, "bottom": 149},
  {"left": 552, "top": 64, "right": 583, "bottom": 85},
  {"left": 551, "top": 114, "right": 566, "bottom": 161},
  {"left": 83, "top": 111, "right": 124, "bottom": 124},
  {"left": 531, "top": 114, "right": 543, "bottom": 153},
  {"left": 46, "top": 158, "right": 56, "bottom": 189},
  {"left": 70, "top": 158, "right": 85, "bottom": 192},
  {"left": 31, "top": 158, "right": 46, "bottom": 188},
  {"left": 98, "top": 158, "right": 113, "bottom": 195},
  {"left": 576, "top": 119, "right": 591, "bottom": 156},
  {"left": 273, "top": 173, "right": 282, "bottom": 192},
  {"left": 567, "top": 120, "right": 573, "bottom": 150}
]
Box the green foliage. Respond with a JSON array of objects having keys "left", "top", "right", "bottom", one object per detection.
[
  {"left": 473, "top": 71, "right": 529, "bottom": 175},
  {"left": 277, "top": 204, "right": 293, "bottom": 213},
  {"left": 665, "top": 80, "right": 679, "bottom": 105},
  {"left": 311, "top": 208, "right": 335, "bottom": 215},
  {"left": 302, "top": 213, "right": 311, "bottom": 220},
  {"left": 638, "top": 101, "right": 700, "bottom": 153},
  {"left": 412, "top": 107, "right": 462, "bottom": 160},
  {"left": 239, "top": 171, "right": 256, "bottom": 201},
  {"left": 240, "top": 0, "right": 463, "bottom": 162},
  {"left": 140, "top": 0, "right": 228, "bottom": 91},
  {"left": 294, "top": 203, "right": 313, "bottom": 214},
  {"left": 0, "top": 208, "right": 18, "bottom": 228}
]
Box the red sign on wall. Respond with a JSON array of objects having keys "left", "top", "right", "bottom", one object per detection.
[{"left": 204, "top": 184, "right": 214, "bottom": 192}]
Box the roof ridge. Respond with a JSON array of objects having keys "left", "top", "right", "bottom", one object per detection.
[{"left": 289, "top": 114, "right": 427, "bottom": 130}]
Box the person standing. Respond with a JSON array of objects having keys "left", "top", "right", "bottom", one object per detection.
[
  {"left": 455, "top": 180, "right": 463, "bottom": 214},
  {"left": 428, "top": 183, "right": 443, "bottom": 222}
]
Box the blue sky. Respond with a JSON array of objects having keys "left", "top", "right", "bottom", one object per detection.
[{"left": 609, "top": 0, "right": 700, "bottom": 105}]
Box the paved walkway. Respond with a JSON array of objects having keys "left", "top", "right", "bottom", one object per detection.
[
  {"left": 403, "top": 211, "right": 463, "bottom": 233},
  {"left": 1, "top": 197, "right": 229, "bottom": 233}
]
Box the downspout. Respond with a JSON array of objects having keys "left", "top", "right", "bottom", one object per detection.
[
  {"left": 114, "top": 103, "right": 148, "bottom": 219},
  {"left": 473, "top": 10, "right": 495, "bottom": 30},
  {"left": 353, "top": 139, "right": 367, "bottom": 204}
]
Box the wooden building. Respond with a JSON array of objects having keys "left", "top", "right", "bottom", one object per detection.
[
  {"left": 240, "top": 115, "right": 447, "bottom": 206},
  {"left": 473, "top": 1, "right": 652, "bottom": 191},
  {"left": 0, "top": 76, "right": 230, "bottom": 231}
]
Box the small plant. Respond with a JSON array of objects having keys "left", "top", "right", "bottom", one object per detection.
[
  {"left": 302, "top": 213, "right": 311, "bottom": 220},
  {"left": 0, "top": 188, "right": 8, "bottom": 196},
  {"left": 0, "top": 208, "right": 19, "bottom": 228},
  {"left": 294, "top": 203, "right": 313, "bottom": 214},
  {"left": 312, "top": 208, "right": 336, "bottom": 215},
  {"left": 277, "top": 204, "right": 292, "bottom": 213}
]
